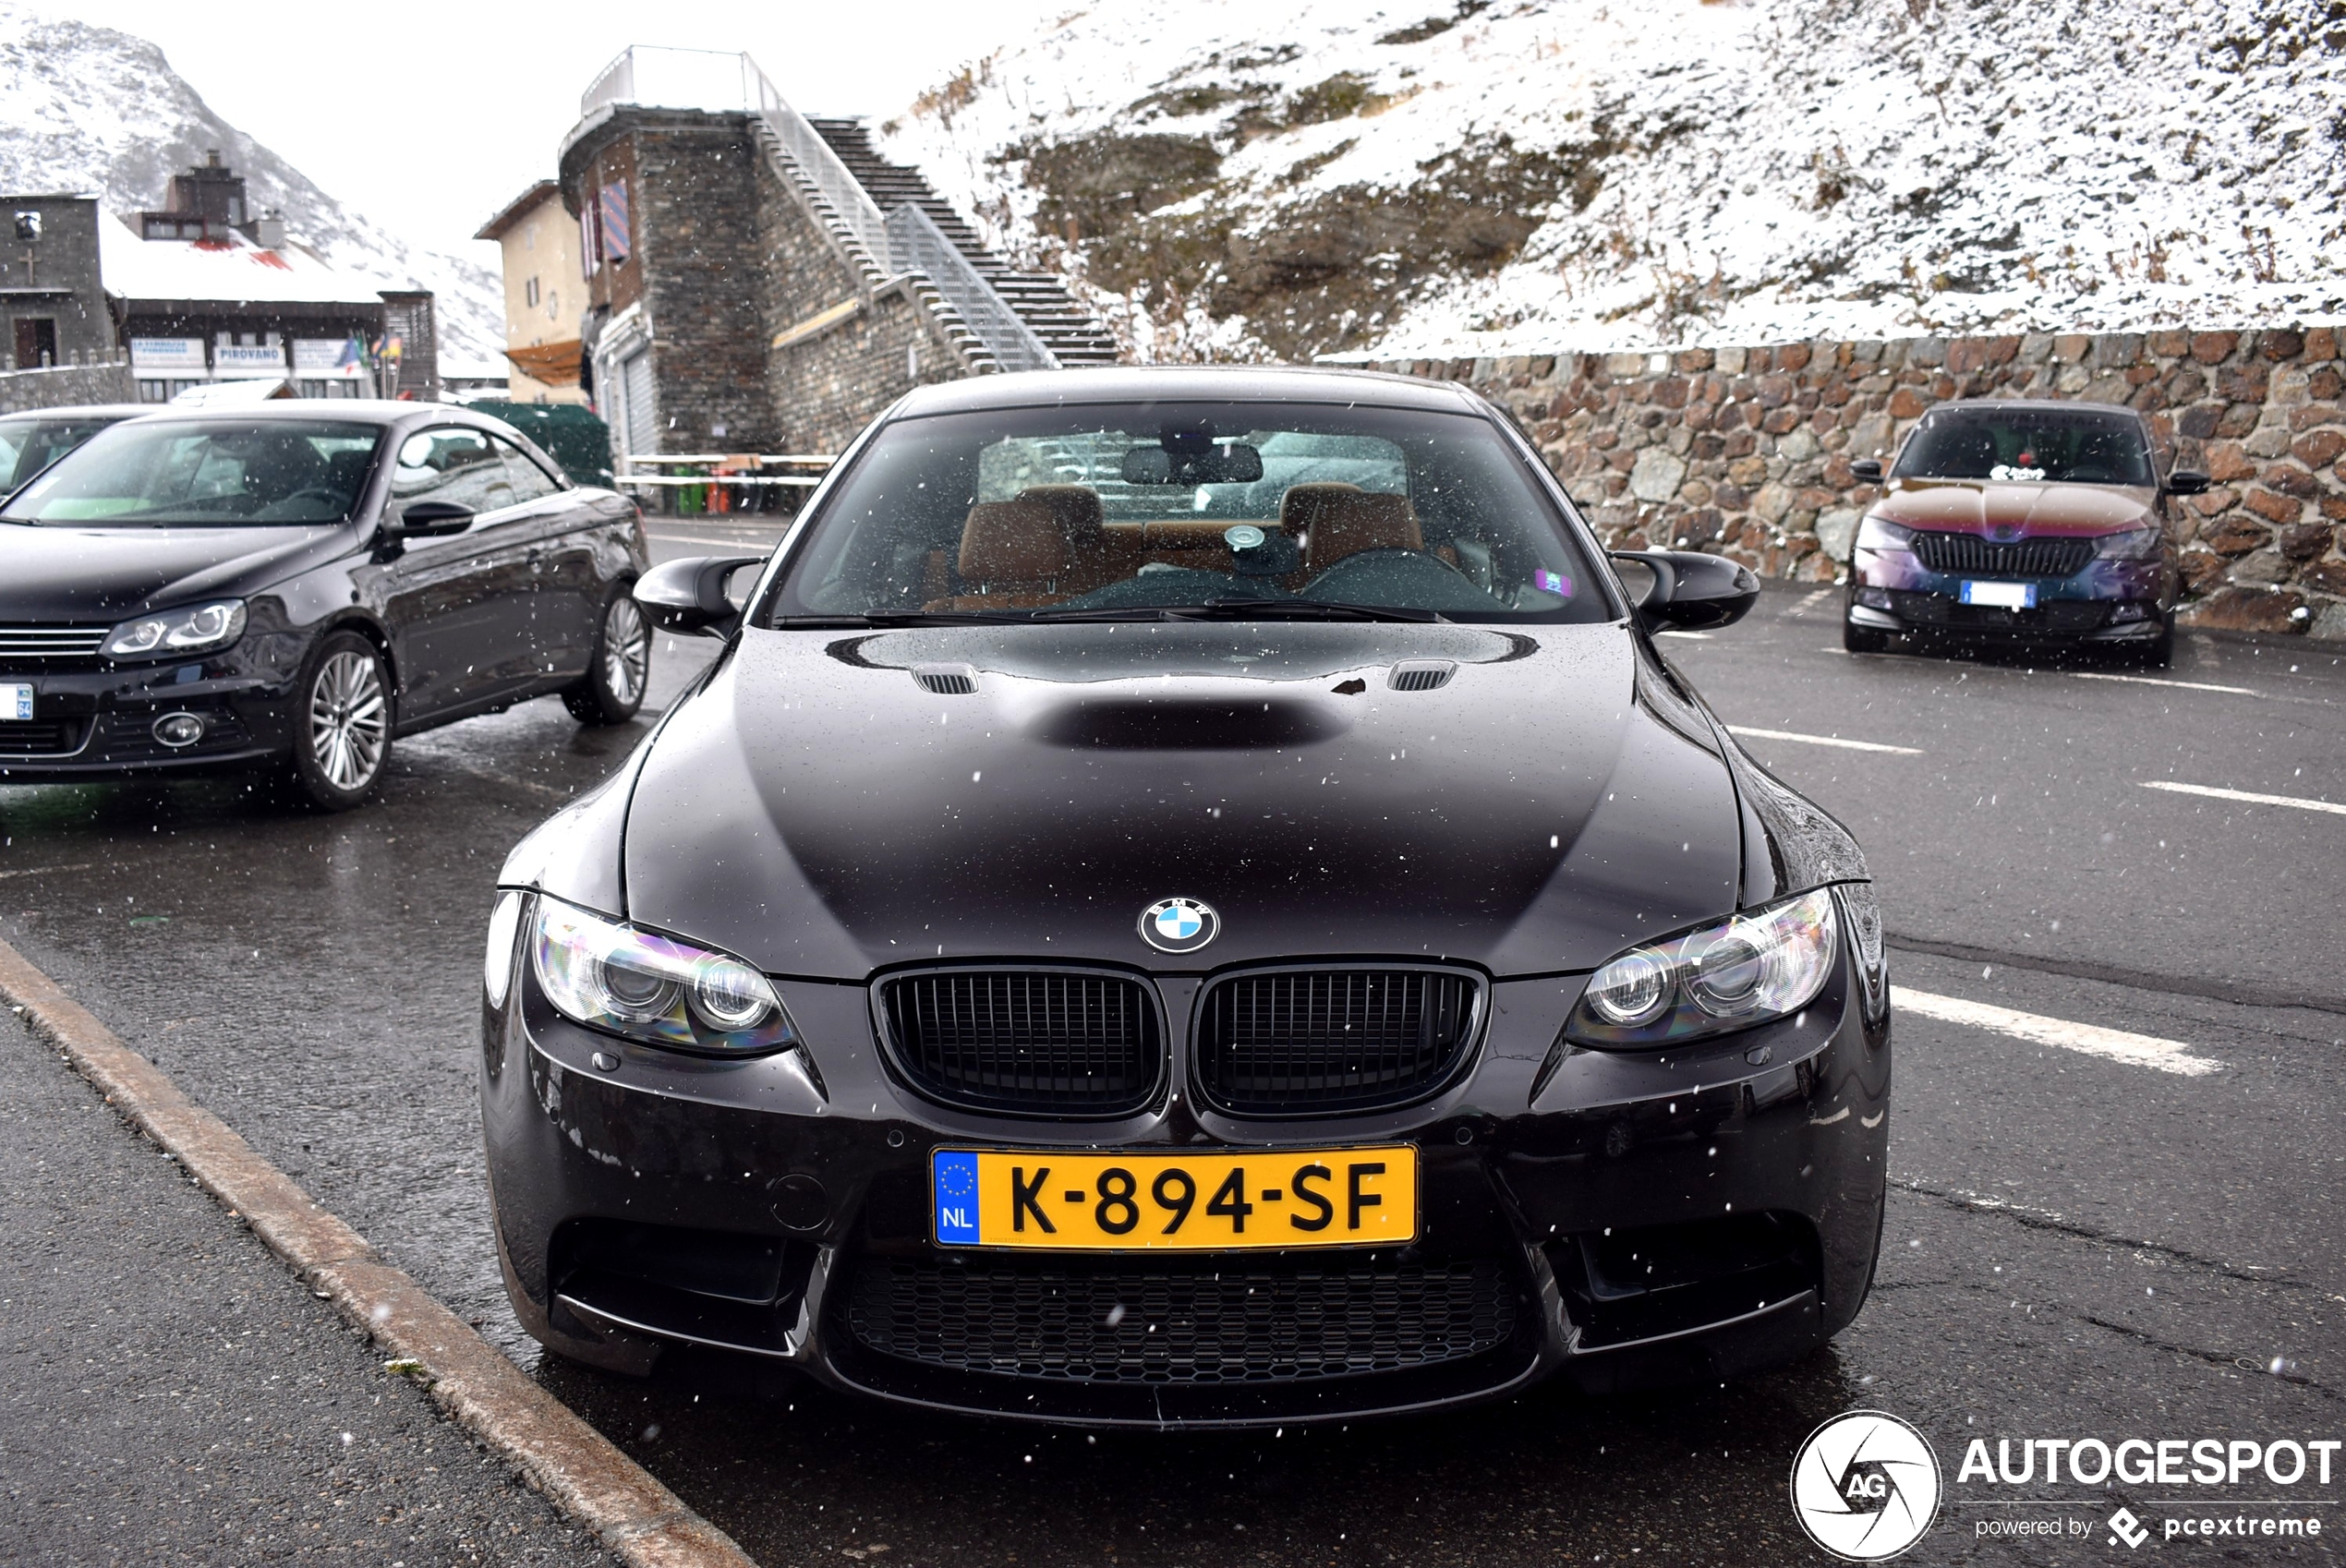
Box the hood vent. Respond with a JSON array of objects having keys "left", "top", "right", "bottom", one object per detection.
[
  {"left": 911, "top": 662, "right": 978, "bottom": 695},
  {"left": 1387, "top": 660, "right": 1457, "bottom": 692}
]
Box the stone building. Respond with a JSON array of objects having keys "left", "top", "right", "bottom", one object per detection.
[
  {"left": 0, "top": 194, "right": 114, "bottom": 370},
  {"left": 555, "top": 47, "right": 1116, "bottom": 464}
]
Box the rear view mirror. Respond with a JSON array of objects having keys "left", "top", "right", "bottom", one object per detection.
[
  {"left": 635, "top": 554, "right": 765, "bottom": 637},
  {"left": 1848, "top": 458, "right": 1884, "bottom": 484},
  {"left": 389, "top": 500, "right": 474, "bottom": 538},
  {"left": 1120, "top": 442, "right": 1264, "bottom": 487},
  {"left": 1610, "top": 549, "right": 1760, "bottom": 633},
  {"left": 2165, "top": 469, "right": 2210, "bottom": 496}
]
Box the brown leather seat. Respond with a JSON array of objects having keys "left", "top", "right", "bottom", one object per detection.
[
  {"left": 926, "top": 486, "right": 1109, "bottom": 609},
  {"left": 934, "top": 497, "right": 1070, "bottom": 609},
  {"left": 1281, "top": 483, "right": 1424, "bottom": 570}
]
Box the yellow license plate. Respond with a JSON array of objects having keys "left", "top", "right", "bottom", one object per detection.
[{"left": 931, "top": 1146, "right": 1418, "bottom": 1251}]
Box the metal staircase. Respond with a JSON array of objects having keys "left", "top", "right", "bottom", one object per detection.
[
  {"left": 576, "top": 47, "right": 1119, "bottom": 375},
  {"left": 804, "top": 119, "right": 1120, "bottom": 369}
]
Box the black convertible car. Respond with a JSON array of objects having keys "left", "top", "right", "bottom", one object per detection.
[
  {"left": 484, "top": 367, "right": 1892, "bottom": 1427},
  {"left": 0, "top": 403, "right": 650, "bottom": 807}
]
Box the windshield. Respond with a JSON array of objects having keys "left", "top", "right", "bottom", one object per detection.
[
  {"left": 0, "top": 415, "right": 129, "bottom": 494},
  {"left": 1893, "top": 405, "right": 2154, "bottom": 486},
  {"left": 768, "top": 402, "right": 1609, "bottom": 623},
  {"left": 0, "top": 419, "right": 381, "bottom": 525}
]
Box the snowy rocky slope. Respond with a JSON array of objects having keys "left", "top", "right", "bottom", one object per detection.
[
  {"left": 0, "top": 5, "right": 501, "bottom": 361},
  {"left": 881, "top": 0, "right": 2346, "bottom": 362}
]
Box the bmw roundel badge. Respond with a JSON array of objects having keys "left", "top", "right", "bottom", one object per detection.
[{"left": 1138, "top": 896, "right": 1219, "bottom": 954}]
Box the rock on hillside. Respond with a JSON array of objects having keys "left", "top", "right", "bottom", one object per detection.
[
  {"left": 0, "top": 4, "right": 500, "bottom": 360},
  {"left": 881, "top": 0, "right": 2346, "bottom": 362}
]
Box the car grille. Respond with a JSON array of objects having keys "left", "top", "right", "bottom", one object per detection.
[
  {"left": 844, "top": 1253, "right": 1519, "bottom": 1383},
  {"left": 1909, "top": 531, "right": 2096, "bottom": 578},
  {"left": 0, "top": 718, "right": 85, "bottom": 757},
  {"left": 0, "top": 624, "right": 110, "bottom": 669},
  {"left": 877, "top": 969, "right": 1161, "bottom": 1115},
  {"left": 1194, "top": 968, "right": 1482, "bottom": 1115}
]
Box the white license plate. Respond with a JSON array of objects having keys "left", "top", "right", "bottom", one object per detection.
[
  {"left": 0, "top": 682, "right": 30, "bottom": 721},
  {"left": 1960, "top": 580, "right": 2036, "bottom": 609}
]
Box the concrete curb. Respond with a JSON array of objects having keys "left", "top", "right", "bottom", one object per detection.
[{"left": 0, "top": 935, "right": 757, "bottom": 1568}]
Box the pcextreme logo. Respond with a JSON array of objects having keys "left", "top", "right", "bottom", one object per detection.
[{"left": 1791, "top": 1410, "right": 1944, "bottom": 1561}]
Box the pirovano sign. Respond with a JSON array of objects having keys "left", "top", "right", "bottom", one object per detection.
[{"left": 1792, "top": 1414, "right": 2340, "bottom": 1558}]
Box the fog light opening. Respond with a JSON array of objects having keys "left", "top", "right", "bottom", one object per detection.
[{"left": 152, "top": 711, "right": 206, "bottom": 748}]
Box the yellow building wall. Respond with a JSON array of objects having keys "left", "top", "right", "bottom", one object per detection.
[{"left": 498, "top": 194, "right": 589, "bottom": 405}]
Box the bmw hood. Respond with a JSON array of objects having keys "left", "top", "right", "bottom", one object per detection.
[
  {"left": 0, "top": 521, "right": 355, "bottom": 618},
  {"left": 618, "top": 621, "right": 1746, "bottom": 981},
  {"left": 1869, "top": 477, "right": 2155, "bottom": 538}
]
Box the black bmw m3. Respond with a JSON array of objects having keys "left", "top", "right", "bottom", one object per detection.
[{"left": 483, "top": 367, "right": 1892, "bottom": 1428}]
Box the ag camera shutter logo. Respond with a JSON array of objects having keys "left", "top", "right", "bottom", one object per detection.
[{"left": 1791, "top": 1410, "right": 1942, "bottom": 1561}]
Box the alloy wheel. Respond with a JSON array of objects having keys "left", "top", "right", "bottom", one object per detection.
[
  {"left": 308, "top": 648, "right": 387, "bottom": 790},
  {"left": 602, "top": 596, "right": 650, "bottom": 706}
]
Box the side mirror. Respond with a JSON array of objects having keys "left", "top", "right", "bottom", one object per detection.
[
  {"left": 1610, "top": 549, "right": 1760, "bottom": 632},
  {"left": 2165, "top": 469, "right": 2210, "bottom": 496},
  {"left": 387, "top": 500, "right": 475, "bottom": 538},
  {"left": 635, "top": 554, "right": 765, "bottom": 637},
  {"left": 1848, "top": 458, "right": 1884, "bottom": 484}
]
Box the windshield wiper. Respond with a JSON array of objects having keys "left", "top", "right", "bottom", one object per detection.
[
  {"left": 770, "top": 609, "right": 1038, "bottom": 628},
  {"left": 1166, "top": 597, "right": 1440, "bottom": 623}
]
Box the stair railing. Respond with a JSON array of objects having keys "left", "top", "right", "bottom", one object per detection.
[
  {"left": 742, "top": 57, "right": 1059, "bottom": 373},
  {"left": 882, "top": 205, "right": 1060, "bottom": 373}
]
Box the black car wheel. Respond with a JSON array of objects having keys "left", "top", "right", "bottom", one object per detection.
[
  {"left": 562, "top": 583, "right": 650, "bottom": 726},
  {"left": 1843, "top": 621, "right": 1891, "bottom": 654},
  {"left": 287, "top": 630, "right": 392, "bottom": 811}
]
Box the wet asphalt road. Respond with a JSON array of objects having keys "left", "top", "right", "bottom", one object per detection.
[{"left": 2, "top": 527, "right": 2342, "bottom": 1566}]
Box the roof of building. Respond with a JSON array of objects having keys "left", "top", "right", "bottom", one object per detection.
[
  {"left": 98, "top": 215, "right": 390, "bottom": 309},
  {"left": 475, "top": 180, "right": 562, "bottom": 242}
]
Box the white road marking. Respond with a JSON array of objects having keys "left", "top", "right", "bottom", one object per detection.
[
  {"left": 1656, "top": 630, "right": 1712, "bottom": 640},
  {"left": 1893, "top": 986, "right": 2222, "bottom": 1076},
  {"left": 1785, "top": 587, "right": 1837, "bottom": 620},
  {"left": 2073, "top": 671, "right": 2259, "bottom": 696},
  {"left": 0, "top": 862, "right": 96, "bottom": 880},
  {"left": 1728, "top": 725, "right": 1923, "bottom": 755},
  {"left": 2138, "top": 780, "right": 2346, "bottom": 816},
  {"left": 647, "top": 532, "right": 780, "bottom": 549}
]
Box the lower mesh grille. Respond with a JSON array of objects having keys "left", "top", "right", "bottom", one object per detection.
[
  {"left": 845, "top": 1254, "right": 1518, "bottom": 1383},
  {"left": 1195, "top": 968, "right": 1481, "bottom": 1114},
  {"left": 878, "top": 969, "right": 1160, "bottom": 1114},
  {"left": 0, "top": 718, "right": 83, "bottom": 756},
  {"left": 1910, "top": 531, "right": 2096, "bottom": 577}
]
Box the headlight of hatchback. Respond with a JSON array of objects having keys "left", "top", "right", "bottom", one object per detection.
[
  {"left": 527, "top": 895, "right": 798, "bottom": 1055},
  {"left": 1852, "top": 515, "right": 1913, "bottom": 552},
  {"left": 2094, "top": 525, "right": 2163, "bottom": 560},
  {"left": 103, "top": 598, "right": 247, "bottom": 660},
  {"left": 1568, "top": 887, "right": 1840, "bottom": 1048}
]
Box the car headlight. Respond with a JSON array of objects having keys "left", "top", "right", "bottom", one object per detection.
[
  {"left": 527, "top": 895, "right": 798, "bottom": 1055},
  {"left": 1568, "top": 887, "right": 1840, "bottom": 1048},
  {"left": 2095, "top": 525, "right": 2163, "bottom": 560},
  {"left": 103, "top": 599, "right": 246, "bottom": 660},
  {"left": 1852, "top": 515, "right": 1913, "bottom": 552}
]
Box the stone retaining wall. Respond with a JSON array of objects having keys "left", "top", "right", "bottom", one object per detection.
[
  {"left": 0, "top": 359, "right": 133, "bottom": 415},
  {"left": 1369, "top": 326, "right": 2346, "bottom": 639}
]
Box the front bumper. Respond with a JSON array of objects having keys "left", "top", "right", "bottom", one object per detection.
[
  {"left": 482, "top": 927, "right": 1892, "bottom": 1428},
  {"left": 1846, "top": 545, "right": 2170, "bottom": 643},
  {"left": 0, "top": 656, "right": 293, "bottom": 782}
]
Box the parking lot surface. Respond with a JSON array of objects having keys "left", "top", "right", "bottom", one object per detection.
[{"left": 3, "top": 536, "right": 2340, "bottom": 1564}]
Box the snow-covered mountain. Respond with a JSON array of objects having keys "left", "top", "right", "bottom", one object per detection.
[
  {"left": 0, "top": 4, "right": 501, "bottom": 363},
  {"left": 881, "top": 0, "right": 2346, "bottom": 362}
]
